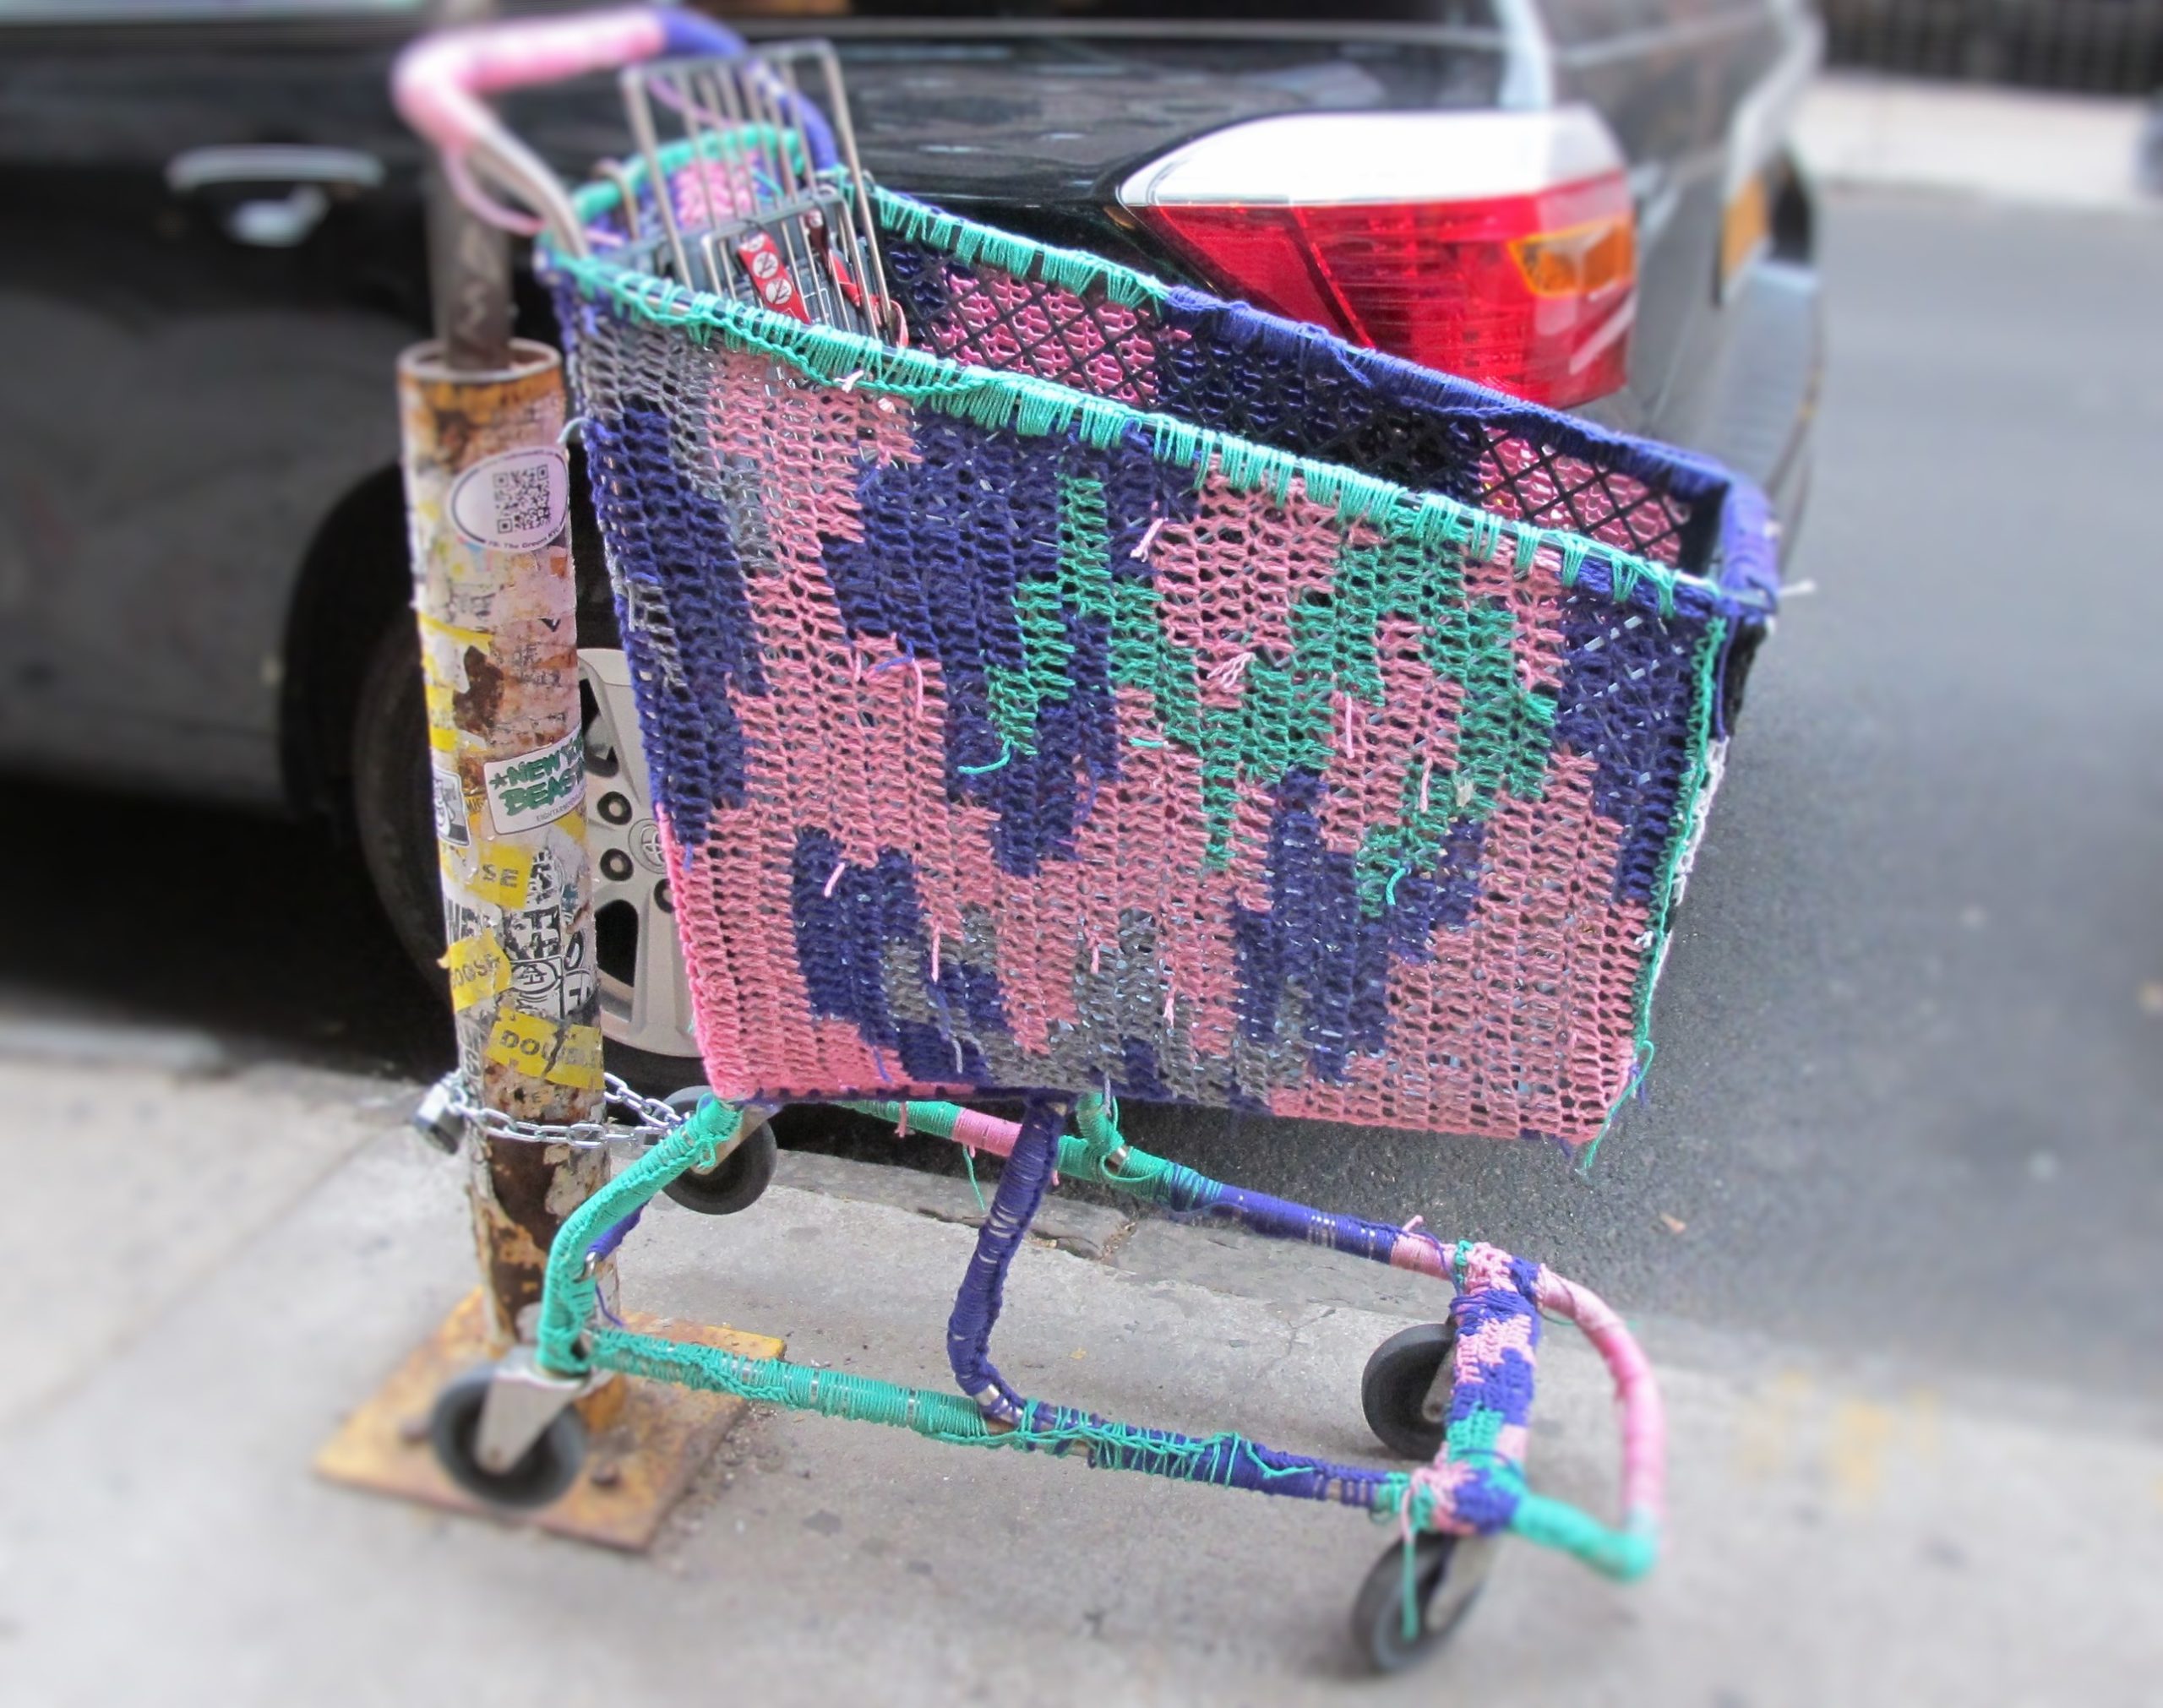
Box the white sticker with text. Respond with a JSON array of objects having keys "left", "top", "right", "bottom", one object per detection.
[{"left": 482, "top": 730, "right": 584, "bottom": 836}]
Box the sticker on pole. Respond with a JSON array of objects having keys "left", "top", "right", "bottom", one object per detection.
[
  {"left": 441, "top": 931, "right": 510, "bottom": 1013},
  {"left": 431, "top": 764, "right": 471, "bottom": 847},
  {"left": 469, "top": 842, "right": 533, "bottom": 910},
  {"left": 485, "top": 1009, "right": 559, "bottom": 1078},
  {"left": 482, "top": 731, "right": 584, "bottom": 835},
  {"left": 546, "top": 1023, "right": 606, "bottom": 1091},
  {"left": 447, "top": 447, "right": 569, "bottom": 551}
]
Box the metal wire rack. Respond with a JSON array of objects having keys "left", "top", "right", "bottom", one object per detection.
[{"left": 598, "top": 41, "right": 896, "bottom": 341}]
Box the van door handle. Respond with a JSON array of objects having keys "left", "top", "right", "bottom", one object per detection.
[{"left": 165, "top": 145, "right": 386, "bottom": 247}]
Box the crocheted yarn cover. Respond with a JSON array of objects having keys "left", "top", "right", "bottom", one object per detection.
[{"left": 548, "top": 165, "right": 1775, "bottom": 1145}]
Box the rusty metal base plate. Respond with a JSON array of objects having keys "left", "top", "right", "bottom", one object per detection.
[{"left": 315, "top": 1290, "right": 784, "bottom": 1551}]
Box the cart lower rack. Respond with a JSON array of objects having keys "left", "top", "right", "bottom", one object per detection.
[{"left": 423, "top": 1085, "right": 1663, "bottom": 1667}]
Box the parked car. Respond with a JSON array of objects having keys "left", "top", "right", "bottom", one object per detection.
[{"left": 0, "top": 0, "right": 1822, "bottom": 1073}]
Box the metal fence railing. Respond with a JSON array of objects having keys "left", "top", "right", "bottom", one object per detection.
[{"left": 1822, "top": 0, "right": 2163, "bottom": 95}]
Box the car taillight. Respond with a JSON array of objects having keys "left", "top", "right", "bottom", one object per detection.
[{"left": 1120, "top": 109, "right": 1637, "bottom": 408}]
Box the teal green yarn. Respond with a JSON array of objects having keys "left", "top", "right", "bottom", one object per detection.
[
  {"left": 535, "top": 1096, "right": 742, "bottom": 1376},
  {"left": 959, "top": 1141, "right": 988, "bottom": 1214},
  {"left": 589, "top": 1325, "right": 1327, "bottom": 1490},
  {"left": 832, "top": 1096, "right": 1209, "bottom": 1209},
  {"left": 592, "top": 1326, "right": 997, "bottom": 1440},
  {"left": 984, "top": 573, "right": 1077, "bottom": 757},
  {"left": 536, "top": 1096, "right": 1657, "bottom": 1588},
  {"left": 1062, "top": 1093, "right": 1216, "bottom": 1207},
  {"left": 1373, "top": 1477, "right": 1659, "bottom": 1583},
  {"left": 836, "top": 1097, "right": 962, "bottom": 1138},
  {"left": 1509, "top": 1495, "right": 1660, "bottom": 1582},
  {"left": 874, "top": 188, "right": 1164, "bottom": 312}
]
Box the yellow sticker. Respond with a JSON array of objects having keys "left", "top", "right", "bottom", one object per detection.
[
  {"left": 417, "top": 612, "right": 492, "bottom": 650},
  {"left": 469, "top": 844, "right": 532, "bottom": 910},
  {"left": 440, "top": 932, "right": 510, "bottom": 1012},
  {"left": 544, "top": 1023, "right": 605, "bottom": 1091},
  {"left": 423, "top": 681, "right": 459, "bottom": 751},
  {"left": 484, "top": 1009, "right": 558, "bottom": 1077}
]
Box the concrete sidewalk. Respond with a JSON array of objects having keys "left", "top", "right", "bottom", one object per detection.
[
  {"left": 1797, "top": 73, "right": 2158, "bottom": 210},
  {"left": 0, "top": 1053, "right": 2157, "bottom": 1706}
]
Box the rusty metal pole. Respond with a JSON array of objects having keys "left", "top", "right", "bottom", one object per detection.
[
  {"left": 316, "top": 0, "right": 786, "bottom": 1541},
  {"left": 396, "top": 0, "right": 612, "bottom": 1348}
]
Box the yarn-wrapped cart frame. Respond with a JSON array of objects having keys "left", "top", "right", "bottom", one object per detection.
[{"left": 390, "top": 5, "right": 1784, "bottom": 1654}]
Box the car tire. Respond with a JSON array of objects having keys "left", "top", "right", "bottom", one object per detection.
[
  {"left": 348, "top": 619, "right": 699, "bottom": 1092},
  {"left": 351, "top": 618, "right": 445, "bottom": 988}
]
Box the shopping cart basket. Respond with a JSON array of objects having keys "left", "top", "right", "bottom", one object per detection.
[{"left": 395, "top": 6, "right": 1779, "bottom": 1669}]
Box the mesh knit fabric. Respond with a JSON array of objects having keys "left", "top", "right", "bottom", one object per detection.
[
  {"left": 878, "top": 225, "right": 1767, "bottom": 591},
  {"left": 546, "top": 159, "right": 1777, "bottom": 1147}
]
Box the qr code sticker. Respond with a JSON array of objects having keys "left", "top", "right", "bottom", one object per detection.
[
  {"left": 492, "top": 462, "right": 555, "bottom": 538},
  {"left": 449, "top": 447, "right": 566, "bottom": 549}
]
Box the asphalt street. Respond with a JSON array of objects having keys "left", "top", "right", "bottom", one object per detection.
[{"left": 6, "top": 190, "right": 2160, "bottom": 1417}]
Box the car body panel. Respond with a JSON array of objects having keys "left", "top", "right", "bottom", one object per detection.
[
  {"left": 0, "top": 17, "right": 423, "bottom": 797},
  {"left": 0, "top": 0, "right": 1819, "bottom": 811}
]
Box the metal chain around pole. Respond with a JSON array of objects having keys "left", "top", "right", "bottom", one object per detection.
[{"left": 412, "top": 1069, "right": 684, "bottom": 1154}]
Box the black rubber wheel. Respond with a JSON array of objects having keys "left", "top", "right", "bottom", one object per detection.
[
  {"left": 351, "top": 617, "right": 445, "bottom": 987},
  {"left": 659, "top": 1088, "right": 778, "bottom": 1216},
  {"left": 1350, "top": 1531, "right": 1496, "bottom": 1673},
  {"left": 1361, "top": 1320, "right": 1459, "bottom": 1461},
  {"left": 428, "top": 1364, "right": 588, "bottom": 1509}
]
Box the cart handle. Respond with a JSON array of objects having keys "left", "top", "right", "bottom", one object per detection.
[
  {"left": 1519, "top": 1265, "right": 1665, "bottom": 1578},
  {"left": 392, "top": 6, "right": 838, "bottom": 254}
]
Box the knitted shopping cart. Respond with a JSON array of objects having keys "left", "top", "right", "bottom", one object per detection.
[
  {"left": 396, "top": 8, "right": 1775, "bottom": 1669},
  {"left": 556, "top": 192, "right": 1774, "bottom": 1145}
]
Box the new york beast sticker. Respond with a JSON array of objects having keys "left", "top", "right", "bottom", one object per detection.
[{"left": 482, "top": 730, "right": 584, "bottom": 835}]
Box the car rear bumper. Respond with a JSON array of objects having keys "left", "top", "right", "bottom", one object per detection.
[{"left": 1696, "top": 253, "right": 1823, "bottom": 548}]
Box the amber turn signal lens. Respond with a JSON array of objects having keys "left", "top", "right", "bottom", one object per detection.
[{"left": 1507, "top": 216, "right": 1637, "bottom": 300}]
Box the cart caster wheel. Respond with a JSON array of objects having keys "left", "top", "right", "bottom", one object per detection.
[
  {"left": 1361, "top": 1320, "right": 1458, "bottom": 1460},
  {"left": 1351, "top": 1531, "right": 1496, "bottom": 1673},
  {"left": 659, "top": 1089, "right": 777, "bottom": 1216},
  {"left": 428, "top": 1366, "right": 587, "bottom": 1509}
]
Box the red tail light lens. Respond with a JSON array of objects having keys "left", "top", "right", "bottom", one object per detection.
[{"left": 1121, "top": 111, "right": 1637, "bottom": 408}]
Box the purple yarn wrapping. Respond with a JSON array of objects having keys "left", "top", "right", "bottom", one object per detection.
[
  {"left": 585, "top": 1207, "right": 643, "bottom": 1265},
  {"left": 820, "top": 417, "right": 1199, "bottom": 876},
  {"left": 1441, "top": 1251, "right": 1546, "bottom": 1533},
  {"left": 578, "top": 403, "right": 762, "bottom": 836},
  {"left": 1021, "top": 1401, "right": 1398, "bottom": 1507},
  {"left": 1163, "top": 1170, "right": 1419, "bottom": 1269},
  {"left": 787, "top": 831, "right": 1011, "bottom": 1081},
  {"left": 1551, "top": 587, "right": 1708, "bottom": 906},
  {"left": 1230, "top": 771, "right": 1485, "bottom": 1084},
  {"left": 945, "top": 1096, "right": 1065, "bottom": 1418}
]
